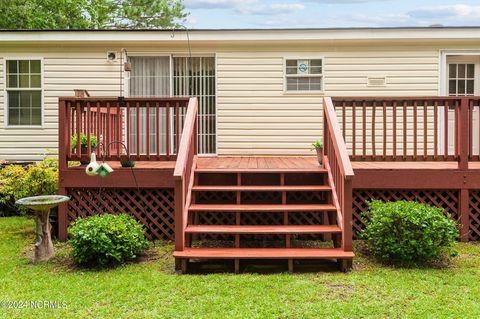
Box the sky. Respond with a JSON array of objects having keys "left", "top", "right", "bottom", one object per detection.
[{"left": 183, "top": 0, "right": 480, "bottom": 29}]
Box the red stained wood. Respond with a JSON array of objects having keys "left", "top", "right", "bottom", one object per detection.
[
  {"left": 174, "top": 248, "right": 355, "bottom": 259},
  {"left": 185, "top": 225, "right": 342, "bottom": 234},
  {"left": 173, "top": 98, "right": 199, "bottom": 252},
  {"left": 191, "top": 185, "right": 331, "bottom": 191},
  {"left": 331, "top": 97, "right": 478, "bottom": 162},
  {"left": 59, "top": 97, "right": 190, "bottom": 163},
  {"left": 189, "top": 204, "right": 336, "bottom": 212}
]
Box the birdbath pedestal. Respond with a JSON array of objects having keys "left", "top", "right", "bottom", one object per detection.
[{"left": 15, "top": 195, "right": 70, "bottom": 262}]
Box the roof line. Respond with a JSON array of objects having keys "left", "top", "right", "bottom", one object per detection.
[{"left": 1, "top": 26, "right": 480, "bottom": 32}]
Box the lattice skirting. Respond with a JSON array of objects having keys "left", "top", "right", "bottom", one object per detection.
[
  {"left": 64, "top": 188, "right": 480, "bottom": 242},
  {"left": 66, "top": 188, "right": 175, "bottom": 240},
  {"left": 469, "top": 191, "right": 480, "bottom": 241},
  {"left": 352, "top": 189, "right": 460, "bottom": 239}
]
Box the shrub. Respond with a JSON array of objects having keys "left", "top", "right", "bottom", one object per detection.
[
  {"left": 361, "top": 200, "right": 458, "bottom": 264},
  {"left": 0, "top": 165, "right": 28, "bottom": 216},
  {"left": 0, "top": 158, "right": 58, "bottom": 215},
  {"left": 19, "top": 162, "right": 58, "bottom": 200},
  {"left": 69, "top": 213, "right": 149, "bottom": 266}
]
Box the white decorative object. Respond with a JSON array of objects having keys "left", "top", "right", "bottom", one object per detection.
[{"left": 85, "top": 153, "right": 100, "bottom": 176}]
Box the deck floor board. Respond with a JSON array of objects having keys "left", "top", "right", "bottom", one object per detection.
[{"left": 197, "top": 156, "right": 320, "bottom": 170}]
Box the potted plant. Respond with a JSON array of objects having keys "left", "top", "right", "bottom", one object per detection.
[
  {"left": 71, "top": 133, "right": 97, "bottom": 164},
  {"left": 120, "top": 159, "right": 135, "bottom": 168},
  {"left": 312, "top": 140, "right": 323, "bottom": 167}
]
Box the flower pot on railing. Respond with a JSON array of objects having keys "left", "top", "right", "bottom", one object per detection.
[
  {"left": 316, "top": 147, "right": 324, "bottom": 167},
  {"left": 311, "top": 140, "right": 324, "bottom": 168},
  {"left": 71, "top": 133, "right": 98, "bottom": 165}
]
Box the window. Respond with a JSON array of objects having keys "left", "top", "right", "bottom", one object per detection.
[
  {"left": 285, "top": 59, "right": 323, "bottom": 92},
  {"left": 6, "top": 59, "right": 42, "bottom": 126},
  {"left": 448, "top": 63, "right": 475, "bottom": 96}
]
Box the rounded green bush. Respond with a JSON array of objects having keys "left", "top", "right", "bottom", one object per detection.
[
  {"left": 69, "top": 213, "right": 149, "bottom": 266},
  {"left": 361, "top": 200, "right": 458, "bottom": 264}
]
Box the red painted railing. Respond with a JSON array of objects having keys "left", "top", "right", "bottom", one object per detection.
[
  {"left": 332, "top": 97, "right": 475, "bottom": 167},
  {"left": 323, "top": 97, "right": 355, "bottom": 252},
  {"left": 173, "top": 98, "right": 198, "bottom": 254},
  {"left": 58, "top": 97, "right": 190, "bottom": 166}
]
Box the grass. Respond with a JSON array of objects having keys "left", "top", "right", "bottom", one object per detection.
[{"left": 1, "top": 217, "right": 480, "bottom": 319}]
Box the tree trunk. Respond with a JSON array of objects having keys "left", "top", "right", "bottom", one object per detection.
[{"left": 34, "top": 209, "right": 54, "bottom": 262}]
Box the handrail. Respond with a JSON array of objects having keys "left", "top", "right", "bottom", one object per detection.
[
  {"left": 324, "top": 97, "right": 354, "bottom": 177},
  {"left": 323, "top": 97, "right": 354, "bottom": 252},
  {"left": 174, "top": 97, "right": 198, "bottom": 253}
]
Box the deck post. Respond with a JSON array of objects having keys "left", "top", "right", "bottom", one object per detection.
[
  {"left": 458, "top": 97, "right": 469, "bottom": 170},
  {"left": 458, "top": 98, "right": 470, "bottom": 242},
  {"left": 459, "top": 189, "right": 470, "bottom": 242},
  {"left": 58, "top": 99, "right": 68, "bottom": 242},
  {"left": 342, "top": 176, "right": 353, "bottom": 252}
]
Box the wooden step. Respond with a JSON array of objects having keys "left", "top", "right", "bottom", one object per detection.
[
  {"left": 174, "top": 248, "right": 354, "bottom": 259},
  {"left": 192, "top": 185, "right": 331, "bottom": 192},
  {"left": 185, "top": 225, "right": 341, "bottom": 234},
  {"left": 189, "top": 204, "right": 337, "bottom": 212},
  {"left": 195, "top": 168, "right": 327, "bottom": 173}
]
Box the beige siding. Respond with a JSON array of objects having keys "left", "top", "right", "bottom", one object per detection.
[
  {"left": 0, "top": 50, "right": 121, "bottom": 161},
  {"left": 216, "top": 47, "right": 441, "bottom": 155},
  {"left": 216, "top": 53, "right": 323, "bottom": 155},
  {"left": 1, "top": 40, "right": 480, "bottom": 159}
]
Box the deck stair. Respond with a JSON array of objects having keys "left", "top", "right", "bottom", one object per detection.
[{"left": 173, "top": 160, "right": 354, "bottom": 273}]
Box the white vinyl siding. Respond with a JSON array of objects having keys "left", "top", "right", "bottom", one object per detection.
[
  {"left": 216, "top": 53, "right": 323, "bottom": 155},
  {"left": 1, "top": 41, "right": 480, "bottom": 160},
  {"left": 0, "top": 51, "right": 121, "bottom": 161}
]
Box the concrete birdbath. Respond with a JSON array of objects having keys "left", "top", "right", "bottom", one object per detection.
[{"left": 15, "top": 195, "right": 70, "bottom": 262}]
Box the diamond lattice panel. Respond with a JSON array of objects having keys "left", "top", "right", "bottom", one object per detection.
[
  {"left": 469, "top": 191, "right": 480, "bottom": 241},
  {"left": 67, "top": 188, "right": 175, "bottom": 240}
]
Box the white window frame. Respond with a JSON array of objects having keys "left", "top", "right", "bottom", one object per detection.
[
  {"left": 283, "top": 57, "right": 324, "bottom": 94},
  {"left": 439, "top": 50, "right": 480, "bottom": 96},
  {"left": 438, "top": 50, "right": 480, "bottom": 155},
  {"left": 3, "top": 57, "right": 44, "bottom": 128}
]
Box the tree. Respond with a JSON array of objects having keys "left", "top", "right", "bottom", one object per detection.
[{"left": 0, "top": 0, "right": 187, "bottom": 29}]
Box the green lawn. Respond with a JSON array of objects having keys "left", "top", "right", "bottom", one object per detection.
[{"left": 1, "top": 217, "right": 480, "bottom": 319}]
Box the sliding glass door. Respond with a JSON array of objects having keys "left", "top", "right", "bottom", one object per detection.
[
  {"left": 128, "top": 55, "right": 216, "bottom": 155},
  {"left": 173, "top": 57, "right": 216, "bottom": 154}
]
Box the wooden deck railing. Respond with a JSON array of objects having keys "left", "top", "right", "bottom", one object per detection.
[
  {"left": 323, "top": 97, "right": 355, "bottom": 252},
  {"left": 173, "top": 98, "right": 198, "bottom": 254},
  {"left": 58, "top": 97, "right": 191, "bottom": 166},
  {"left": 332, "top": 97, "right": 475, "bottom": 167}
]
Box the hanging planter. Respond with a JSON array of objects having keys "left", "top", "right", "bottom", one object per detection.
[{"left": 120, "top": 159, "right": 136, "bottom": 168}]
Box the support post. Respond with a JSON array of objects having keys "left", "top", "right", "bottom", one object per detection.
[
  {"left": 342, "top": 177, "right": 353, "bottom": 252},
  {"left": 458, "top": 97, "right": 469, "bottom": 170},
  {"left": 58, "top": 99, "right": 68, "bottom": 241},
  {"left": 459, "top": 188, "right": 470, "bottom": 242},
  {"left": 57, "top": 187, "right": 68, "bottom": 241}
]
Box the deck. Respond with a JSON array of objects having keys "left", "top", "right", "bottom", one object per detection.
[{"left": 56, "top": 95, "right": 480, "bottom": 272}]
